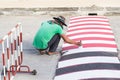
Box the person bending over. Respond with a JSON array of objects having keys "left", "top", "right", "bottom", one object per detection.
[{"left": 33, "top": 16, "right": 81, "bottom": 55}]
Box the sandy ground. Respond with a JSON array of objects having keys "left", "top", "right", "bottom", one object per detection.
[
  {"left": 0, "top": 15, "right": 120, "bottom": 80},
  {"left": 0, "top": 0, "right": 120, "bottom": 8}
]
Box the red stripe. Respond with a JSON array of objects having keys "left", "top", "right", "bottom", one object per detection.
[
  {"left": 8, "top": 71, "right": 10, "bottom": 80},
  {"left": 69, "top": 23, "right": 110, "bottom": 28},
  {"left": 17, "top": 36, "right": 20, "bottom": 46},
  {"left": 62, "top": 43, "right": 117, "bottom": 51},
  {"left": 15, "top": 60, "right": 18, "bottom": 68},
  {"left": 14, "top": 40, "right": 17, "bottom": 50},
  {"left": 7, "top": 48, "right": 10, "bottom": 59},
  {"left": 67, "top": 32, "right": 113, "bottom": 37},
  {"left": 70, "top": 16, "right": 107, "bottom": 20},
  {"left": 20, "top": 32, "right": 22, "bottom": 42},
  {"left": 68, "top": 27, "right": 111, "bottom": 32},
  {"left": 2, "top": 54, "right": 5, "bottom": 65},
  {"left": 4, "top": 76, "right": 6, "bottom": 80},
  {"left": 71, "top": 37, "right": 115, "bottom": 41},
  {"left": 0, "top": 39, "right": 3, "bottom": 44},
  {"left": 11, "top": 43, "right": 14, "bottom": 54},
  {"left": 8, "top": 31, "right": 12, "bottom": 36},
  {"left": 70, "top": 20, "right": 108, "bottom": 24},
  {"left": 83, "top": 43, "right": 117, "bottom": 48},
  {"left": 20, "top": 52, "right": 23, "bottom": 64},
  {"left": 18, "top": 56, "right": 21, "bottom": 65},
  {"left": 7, "top": 70, "right": 10, "bottom": 80},
  {"left": 16, "top": 24, "right": 19, "bottom": 28}
]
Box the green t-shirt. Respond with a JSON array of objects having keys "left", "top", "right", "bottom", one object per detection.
[{"left": 33, "top": 21, "right": 64, "bottom": 49}]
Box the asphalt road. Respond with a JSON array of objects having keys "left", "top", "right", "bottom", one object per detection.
[{"left": 0, "top": 15, "right": 120, "bottom": 80}]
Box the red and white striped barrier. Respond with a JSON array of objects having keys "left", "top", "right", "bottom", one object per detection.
[
  {"left": 0, "top": 23, "right": 36, "bottom": 80},
  {"left": 54, "top": 16, "right": 120, "bottom": 80}
]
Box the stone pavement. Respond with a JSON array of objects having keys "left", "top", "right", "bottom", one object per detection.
[
  {"left": 13, "top": 50, "right": 60, "bottom": 80},
  {"left": 0, "top": 15, "right": 120, "bottom": 80}
]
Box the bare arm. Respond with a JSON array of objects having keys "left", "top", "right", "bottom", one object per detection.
[{"left": 60, "top": 34, "right": 81, "bottom": 46}]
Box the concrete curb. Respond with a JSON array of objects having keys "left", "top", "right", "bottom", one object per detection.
[{"left": 0, "top": 6, "right": 120, "bottom": 16}]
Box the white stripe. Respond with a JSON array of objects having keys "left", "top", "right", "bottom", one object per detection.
[
  {"left": 69, "top": 34, "right": 114, "bottom": 39},
  {"left": 54, "top": 70, "right": 120, "bottom": 80},
  {"left": 11, "top": 76, "right": 14, "bottom": 80},
  {"left": 19, "top": 22, "right": 22, "bottom": 32},
  {"left": 17, "top": 46, "right": 20, "bottom": 56},
  {"left": 17, "top": 65, "right": 20, "bottom": 70},
  {"left": 82, "top": 40, "right": 116, "bottom": 44},
  {"left": 3, "top": 66, "right": 6, "bottom": 76},
  {"left": 7, "top": 37, "right": 9, "bottom": 48},
  {"left": 62, "top": 47, "right": 117, "bottom": 56},
  {"left": 14, "top": 50, "right": 18, "bottom": 60},
  {"left": 68, "top": 25, "right": 111, "bottom": 30},
  {"left": 17, "top": 26, "right": 20, "bottom": 36},
  {"left": 11, "top": 55, "right": 14, "bottom": 65},
  {"left": 70, "top": 16, "right": 107, "bottom": 20},
  {"left": 69, "top": 22, "right": 109, "bottom": 26},
  {"left": 7, "top": 59, "right": 10, "bottom": 70},
  {"left": 11, "top": 33, "right": 13, "bottom": 43},
  {"left": 2, "top": 41, "right": 5, "bottom": 53},
  {"left": 70, "top": 18, "right": 108, "bottom": 23},
  {"left": 66, "top": 29, "right": 113, "bottom": 35},
  {"left": 62, "top": 43, "right": 75, "bottom": 47},
  {"left": 14, "top": 28, "right": 17, "bottom": 39},
  {"left": 3, "top": 35, "right": 8, "bottom": 40},
  {"left": 20, "top": 42, "right": 23, "bottom": 52},
  {"left": 0, "top": 74, "right": 1, "bottom": 80},
  {"left": 11, "top": 27, "right": 16, "bottom": 32},
  {"left": 58, "top": 57, "right": 119, "bottom": 68}
]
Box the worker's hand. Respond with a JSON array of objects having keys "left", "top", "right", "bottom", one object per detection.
[{"left": 76, "top": 40, "right": 82, "bottom": 46}]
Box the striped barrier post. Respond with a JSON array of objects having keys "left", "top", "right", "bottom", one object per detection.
[{"left": 0, "top": 23, "right": 36, "bottom": 80}]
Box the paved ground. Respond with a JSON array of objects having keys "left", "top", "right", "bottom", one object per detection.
[{"left": 0, "top": 15, "right": 120, "bottom": 80}]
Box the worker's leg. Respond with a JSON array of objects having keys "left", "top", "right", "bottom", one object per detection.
[
  {"left": 37, "top": 34, "right": 61, "bottom": 55},
  {"left": 48, "top": 34, "right": 61, "bottom": 52}
]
